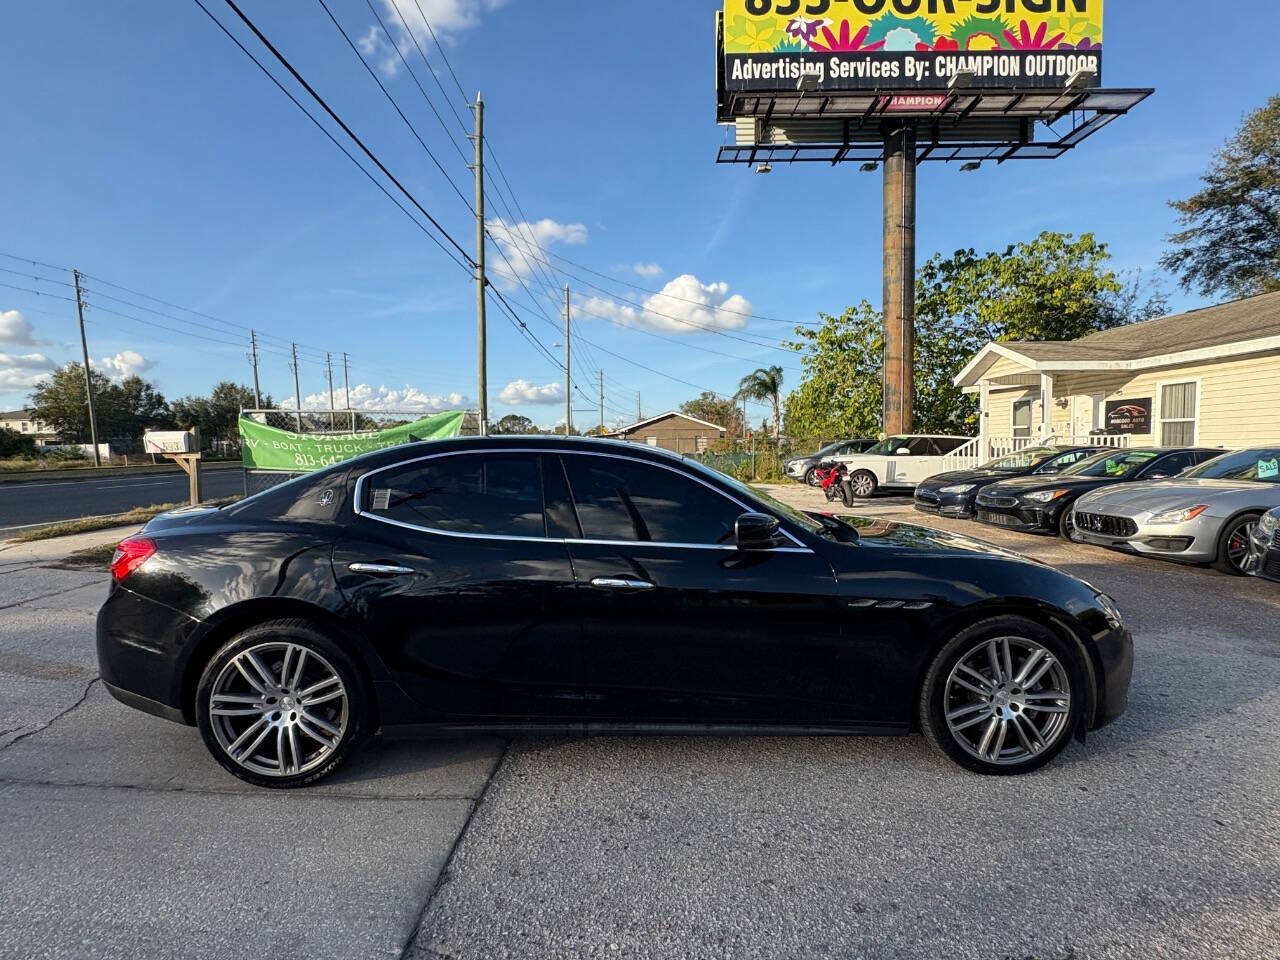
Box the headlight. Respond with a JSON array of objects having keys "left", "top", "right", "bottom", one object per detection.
[
  {"left": 1023, "top": 489, "right": 1069, "bottom": 503},
  {"left": 1149, "top": 504, "right": 1208, "bottom": 525},
  {"left": 1259, "top": 511, "right": 1279, "bottom": 536},
  {"left": 940, "top": 483, "right": 977, "bottom": 494},
  {"left": 1097, "top": 594, "right": 1124, "bottom": 631}
]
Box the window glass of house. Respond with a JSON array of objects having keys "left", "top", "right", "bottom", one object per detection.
[
  {"left": 366, "top": 453, "right": 544, "bottom": 537},
  {"left": 562, "top": 455, "right": 741, "bottom": 545}
]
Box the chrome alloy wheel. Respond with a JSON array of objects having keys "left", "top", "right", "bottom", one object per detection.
[
  {"left": 850, "top": 473, "right": 876, "bottom": 498},
  {"left": 944, "top": 636, "right": 1072, "bottom": 766},
  {"left": 1226, "top": 519, "right": 1258, "bottom": 573},
  {"left": 208, "top": 642, "right": 349, "bottom": 778}
]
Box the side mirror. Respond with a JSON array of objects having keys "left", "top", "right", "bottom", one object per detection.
[
  {"left": 736, "top": 513, "right": 784, "bottom": 551},
  {"left": 895, "top": 447, "right": 912, "bottom": 456}
]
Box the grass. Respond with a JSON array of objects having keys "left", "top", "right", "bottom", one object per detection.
[
  {"left": 10, "top": 498, "right": 238, "bottom": 543},
  {"left": 50, "top": 542, "right": 120, "bottom": 570}
]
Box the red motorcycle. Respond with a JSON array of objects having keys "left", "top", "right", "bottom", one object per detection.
[{"left": 812, "top": 461, "right": 852, "bottom": 506}]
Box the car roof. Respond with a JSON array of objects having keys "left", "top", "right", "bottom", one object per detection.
[{"left": 346, "top": 434, "right": 699, "bottom": 472}]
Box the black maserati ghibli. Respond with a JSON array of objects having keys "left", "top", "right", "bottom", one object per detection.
[{"left": 98, "top": 437, "right": 1132, "bottom": 787}]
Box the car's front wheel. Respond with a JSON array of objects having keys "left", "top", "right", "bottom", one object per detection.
[
  {"left": 1213, "top": 513, "right": 1260, "bottom": 576},
  {"left": 196, "top": 619, "right": 367, "bottom": 789},
  {"left": 847, "top": 470, "right": 877, "bottom": 500},
  {"left": 920, "top": 617, "right": 1085, "bottom": 775}
]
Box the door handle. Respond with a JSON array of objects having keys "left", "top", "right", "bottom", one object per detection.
[
  {"left": 590, "top": 577, "right": 655, "bottom": 591},
  {"left": 348, "top": 563, "right": 416, "bottom": 577}
]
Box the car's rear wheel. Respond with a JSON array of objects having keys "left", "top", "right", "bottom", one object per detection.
[
  {"left": 1213, "top": 513, "right": 1261, "bottom": 576},
  {"left": 920, "top": 616, "right": 1085, "bottom": 775},
  {"left": 196, "top": 619, "right": 367, "bottom": 789},
  {"left": 803, "top": 466, "right": 820, "bottom": 486},
  {"left": 847, "top": 470, "right": 877, "bottom": 500}
]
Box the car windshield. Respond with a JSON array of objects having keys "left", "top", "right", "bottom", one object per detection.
[
  {"left": 1061, "top": 450, "right": 1161, "bottom": 478},
  {"left": 983, "top": 447, "right": 1059, "bottom": 472},
  {"left": 863, "top": 436, "right": 911, "bottom": 457},
  {"left": 813, "top": 440, "right": 847, "bottom": 457},
  {"left": 684, "top": 458, "right": 825, "bottom": 536},
  {"left": 1184, "top": 448, "right": 1280, "bottom": 482}
]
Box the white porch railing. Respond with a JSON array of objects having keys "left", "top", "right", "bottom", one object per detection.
[{"left": 941, "top": 433, "right": 1132, "bottom": 472}]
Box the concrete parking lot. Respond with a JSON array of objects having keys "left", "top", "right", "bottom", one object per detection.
[{"left": 1, "top": 493, "right": 1277, "bottom": 960}]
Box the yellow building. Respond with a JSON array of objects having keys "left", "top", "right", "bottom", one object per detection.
[{"left": 954, "top": 291, "right": 1280, "bottom": 461}]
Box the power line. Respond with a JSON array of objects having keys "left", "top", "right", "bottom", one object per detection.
[
  {"left": 315, "top": 0, "right": 474, "bottom": 212},
  {"left": 377, "top": 0, "right": 472, "bottom": 156},
  {"left": 194, "top": 0, "right": 474, "bottom": 272}
]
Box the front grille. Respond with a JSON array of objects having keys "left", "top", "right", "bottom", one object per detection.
[
  {"left": 1272, "top": 529, "right": 1280, "bottom": 549},
  {"left": 1265, "top": 555, "right": 1280, "bottom": 579},
  {"left": 977, "top": 510, "right": 1022, "bottom": 527},
  {"left": 1075, "top": 512, "right": 1138, "bottom": 537},
  {"left": 976, "top": 493, "right": 1018, "bottom": 508},
  {"left": 915, "top": 491, "right": 940, "bottom": 506}
]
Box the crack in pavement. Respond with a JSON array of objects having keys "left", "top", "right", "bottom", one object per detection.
[
  {"left": 398, "top": 739, "right": 513, "bottom": 960},
  {"left": 0, "top": 677, "right": 100, "bottom": 754},
  {"left": 0, "top": 578, "right": 105, "bottom": 612}
]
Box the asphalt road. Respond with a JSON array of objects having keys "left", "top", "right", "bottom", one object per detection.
[
  {"left": 0, "top": 491, "right": 1277, "bottom": 959},
  {"left": 0, "top": 468, "right": 247, "bottom": 535}
]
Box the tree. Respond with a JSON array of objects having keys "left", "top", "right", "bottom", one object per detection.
[
  {"left": 173, "top": 382, "right": 269, "bottom": 449},
  {"left": 491, "top": 414, "right": 539, "bottom": 435},
  {"left": 30, "top": 364, "right": 172, "bottom": 443},
  {"left": 679, "top": 392, "right": 744, "bottom": 437},
  {"left": 783, "top": 232, "right": 1160, "bottom": 439},
  {"left": 0, "top": 426, "right": 37, "bottom": 459},
  {"left": 735, "top": 366, "right": 784, "bottom": 440},
  {"left": 1161, "top": 96, "right": 1280, "bottom": 298}
]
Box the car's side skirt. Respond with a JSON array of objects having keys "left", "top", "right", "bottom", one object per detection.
[{"left": 381, "top": 721, "right": 910, "bottom": 739}]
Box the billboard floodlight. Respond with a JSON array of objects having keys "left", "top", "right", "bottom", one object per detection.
[
  {"left": 1067, "top": 69, "right": 1100, "bottom": 91},
  {"left": 755, "top": 163, "right": 772, "bottom": 175},
  {"left": 960, "top": 161, "right": 982, "bottom": 172},
  {"left": 948, "top": 71, "right": 975, "bottom": 91},
  {"left": 860, "top": 162, "right": 880, "bottom": 173},
  {"left": 796, "top": 73, "right": 819, "bottom": 93}
]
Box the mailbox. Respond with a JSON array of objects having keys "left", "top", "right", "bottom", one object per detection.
[{"left": 143, "top": 429, "right": 199, "bottom": 455}]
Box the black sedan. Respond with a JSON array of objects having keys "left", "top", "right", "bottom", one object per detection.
[
  {"left": 98, "top": 437, "right": 1132, "bottom": 787},
  {"left": 1248, "top": 506, "right": 1280, "bottom": 582},
  {"left": 914, "top": 446, "right": 1104, "bottom": 519},
  {"left": 974, "top": 447, "right": 1222, "bottom": 538}
]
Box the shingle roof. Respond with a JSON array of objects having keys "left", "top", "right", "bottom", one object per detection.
[
  {"left": 1001, "top": 290, "right": 1280, "bottom": 362},
  {"left": 0, "top": 409, "right": 35, "bottom": 419}
]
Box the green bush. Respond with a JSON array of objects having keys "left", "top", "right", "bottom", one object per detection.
[
  {"left": 43, "top": 446, "right": 89, "bottom": 462},
  {"left": 0, "top": 427, "right": 37, "bottom": 459}
]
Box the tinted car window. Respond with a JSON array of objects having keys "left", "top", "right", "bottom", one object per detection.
[
  {"left": 1185, "top": 448, "right": 1280, "bottom": 482},
  {"left": 906, "top": 438, "right": 934, "bottom": 456},
  {"left": 1142, "top": 452, "right": 1196, "bottom": 478},
  {"left": 365, "top": 453, "right": 544, "bottom": 537},
  {"left": 562, "top": 454, "right": 741, "bottom": 545},
  {"left": 1034, "top": 449, "right": 1093, "bottom": 474},
  {"left": 1062, "top": 450, "right": 1161, "bottom": 478},
  {"left": 933, "top": 437, "right": 970, "bottom": 455}
]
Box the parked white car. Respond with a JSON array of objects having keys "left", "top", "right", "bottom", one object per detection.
[{"left": 833, "top": 435, "right": 973, "bottom": 499}]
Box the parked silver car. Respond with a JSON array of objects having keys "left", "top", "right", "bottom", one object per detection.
[{"left": 1070, "top": 447, "right": 1280, "bottom": 575}]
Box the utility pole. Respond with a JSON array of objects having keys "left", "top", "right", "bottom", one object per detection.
[
  {"left": 325, "top": 353, "right": 336, "bottom": 430},
  {"left": 342, "top": 352, "right": 352, "bottom": 430},
  {"left": 882, "top": 124, "right": 917, "bottom": 435},
  {"left": 637, "top": 393, "right": 642, "bottom": 423},
  {"left": 249, "top": 329, "right": 262, "bottom": 408},
  {"left": 599, "top": 370, "right": 604, "bottom": 436},
  {"left": 71, "top": 270, "right": 101, "bottom": 467},
  {"left": 564, "top": 286, "right": 572, "bottom": 437},
  {"left": 290, "top": 343, "right": 303, "bottom": 432},
  {"left": 471, "top": 92, "right": 488, "bottom": 436}
]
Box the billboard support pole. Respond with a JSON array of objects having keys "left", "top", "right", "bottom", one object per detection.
[{"left": 882, "top": 123, "right": 916, "bottom": 436}]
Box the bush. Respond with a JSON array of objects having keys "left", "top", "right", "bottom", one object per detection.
[
  {"left": 0, "top": 427, "right": 37, "bottom": 459},
  {"left": 42, "top": 446, "right": 89, "bottom": 462}
]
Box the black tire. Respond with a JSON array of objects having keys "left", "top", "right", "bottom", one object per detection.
[
  {"left": 196, "top": 618, "right": 369, "bottom": 789},
  {"left": 1057, "top": 503, "right": 1077, "bottom": 539},
  {"left": 919, "top": 616, "right": 1088, "bottom": 776},
  {"left": 803, "top": 467, "right": 820, "bottom": 487},
  {"left": 1213, "top": 513, "right": 1261, "bottom": 576},
  {"left": 847, "top": 470, "right": 878, "bottom": 500}
]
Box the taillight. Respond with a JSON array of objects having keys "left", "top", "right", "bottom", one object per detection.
[{"left": 111, "top": 537, "right": 156, "bottom": 582}]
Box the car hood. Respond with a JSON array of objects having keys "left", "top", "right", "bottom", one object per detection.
[
  {"left": 1077, "top": 479, "right": 1280, "bottom": 515},
  {"left": 838, "top": 515, "right": 1040, "bottom": 563},
  {"left": 981, "top": 474, "right": 1118, "bottom": 496},
  {"left": 918, "top": 468, "right": 1016, "bottom": 488}
]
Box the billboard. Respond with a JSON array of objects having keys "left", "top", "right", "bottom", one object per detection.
[{"left": 722, "top": 0, "right": 1103, "bottom": 93}]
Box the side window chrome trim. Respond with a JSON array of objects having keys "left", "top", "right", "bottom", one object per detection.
[{"left": 352, "top": 447, "right": 813, "bottom": 553}]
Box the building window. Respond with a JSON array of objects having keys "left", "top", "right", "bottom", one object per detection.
[
  {"left": 1012, "top": 399, "right": 1033, "bottom": 439},
  {"left": 645, "top": 437, "right": 659, "bottom": 447},
  {"left": 1159, "top": 382, "right": 1198, "bottom": 446},
  {"left": 695, "top": 435, "right": 708, "bottom": 453}
]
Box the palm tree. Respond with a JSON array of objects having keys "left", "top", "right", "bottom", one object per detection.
[{"left": 736, "top": 366, "right": 784, "bottom": 441}]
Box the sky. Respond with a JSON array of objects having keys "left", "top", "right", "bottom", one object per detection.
[{"left": 2, "top": 0, "right": 1278, "bottom": 429}]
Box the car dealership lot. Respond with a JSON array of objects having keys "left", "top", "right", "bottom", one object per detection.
[{"left": 1, "top": 495, "right": 1278, "bottom": 960}]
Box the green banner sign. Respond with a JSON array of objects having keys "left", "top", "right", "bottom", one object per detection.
[{"left": 238, "top": 412, "right": 465, "bottom": 472}]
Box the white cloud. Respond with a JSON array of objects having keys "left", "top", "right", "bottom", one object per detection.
[
  {"left": 97, "top": 350, "right": 152, "bottom": 380},
  {"left": 631, "top": 263, "right": 663, "bottom": 279},
  {"left": 0, "top": 310, "right": 43, "bottom": 346},
  {"left": 499, "top": 379, "right": 563, "bottom": 406},
  {"left": 286, "top": 383, "right": 473, "bottom": 414},
  {"left": 577, "top": 274, "right": 753, "bottom": 335},
  {"left": 361, "top": 0, "right": 509, "bottom": 76},
  {"left": 488, "top": 218, "right": 587, "bottom": 287},
  {"left": 0, "top": 351, "right": 57, "bottom": 392}
]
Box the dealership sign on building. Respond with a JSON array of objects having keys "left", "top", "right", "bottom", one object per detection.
[{"left": 722, "top": 0, "right": 1103, "bottom": 92}]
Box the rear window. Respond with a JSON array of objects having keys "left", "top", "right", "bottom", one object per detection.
[{"left": 227, "top": 466, "right": 351, "bottom": 523}]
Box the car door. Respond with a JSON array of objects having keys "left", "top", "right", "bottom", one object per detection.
[
  {"left": 555, "top": 451, "right": 846, "bottom": 726},
  {"left": 333, "top": 450, "right": 583, "bottom": 723},
  {"left": 896, "top": 437, "right": 941, "bottom": 485}
]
